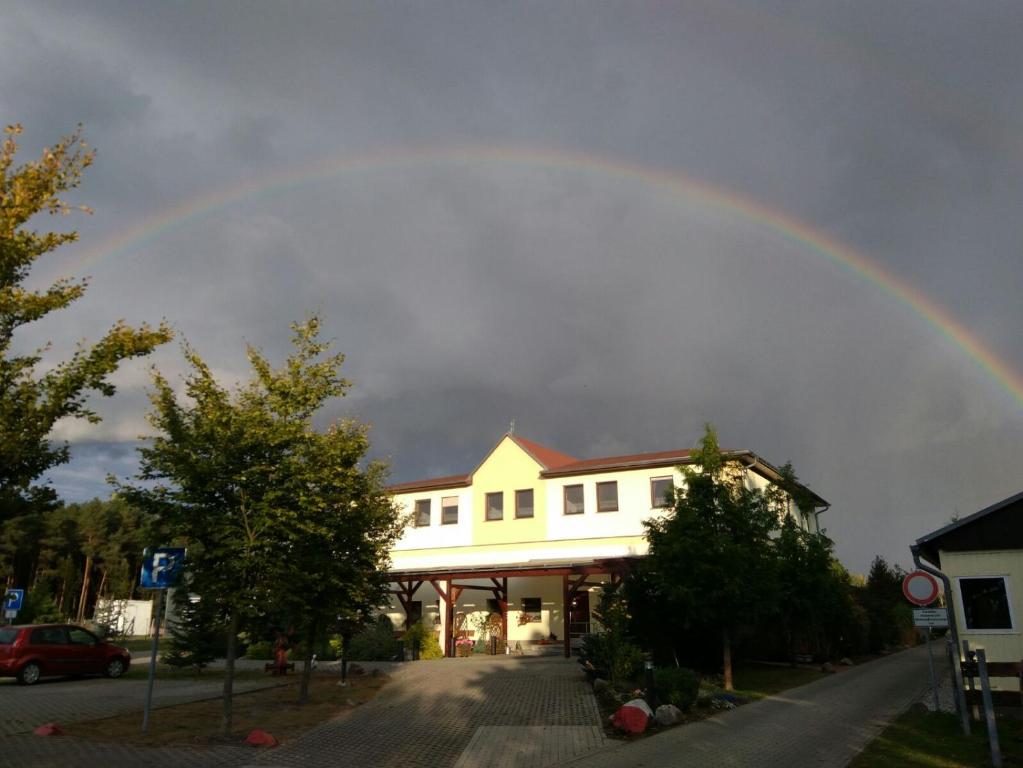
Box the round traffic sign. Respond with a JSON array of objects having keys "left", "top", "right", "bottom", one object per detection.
[{"left": 902, "top": 570, "right": 940, "bottom": 606}]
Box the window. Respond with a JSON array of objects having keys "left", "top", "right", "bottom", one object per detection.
[
  {"left": 30, "top": 627, "right": 66, "bottom": 645},
  {"left": 596, "top": 481, "right": 619, "bottom": 512},
  {"left": 959, "top": 577, "right": 1014, "bottom": 631},
  {"left": 67, "top": 627, "right": 97, "bottom": 646},
  {"left": 408, "top": 601, "right": 423, "bottom": 625},
  {"left": 650, "top": 476, "right": 674, "bottom": 508},
  {"left": 520, "top": 597, "right": 541, "bottom": 622},
  {"left": 441, "top": 496, "right": 459, "bottom": 525},
  {"left": 486, "top": 492, "right": 504, "bottom": 521},
  {"left": 486, "top": 598, "right": 501, "bottom": 613},
  {"left": 516, "top": 489, "right": 534, "bottom": 518},
  {"left": 414, "top": 499, "right": 431, "bottom": 527},
  {"left": 564, "top": 484, "right": 584, "bottom": 515}
]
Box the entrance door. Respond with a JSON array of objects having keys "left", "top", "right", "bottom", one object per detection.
[{"left": 568, "top": 590, "right": 590, "bottom": 641}]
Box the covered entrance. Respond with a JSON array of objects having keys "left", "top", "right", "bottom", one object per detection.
[{"left": 387, "top": 558, "right": 634, "bottom": 658}]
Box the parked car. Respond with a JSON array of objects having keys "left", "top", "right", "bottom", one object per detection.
[{"left": 0, "top": 623, "right": 131, "bottom": 685}]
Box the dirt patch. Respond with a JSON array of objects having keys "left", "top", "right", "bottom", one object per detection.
[{"left": 62, "top": 671, "right": 389, "bottom": 748}]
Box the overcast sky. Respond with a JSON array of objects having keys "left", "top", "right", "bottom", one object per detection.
[{"left": 4, "top": 1, "right": 1022, "bottom": 573}]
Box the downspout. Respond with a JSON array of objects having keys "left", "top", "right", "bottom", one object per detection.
[{"left": 911, "top": 543, "right": 970, "bottom": 734}]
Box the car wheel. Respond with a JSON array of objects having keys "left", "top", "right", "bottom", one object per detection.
[
  {"left": 104, "top": 658, "right": 126, "bottom": 679},
  {"left": 17, "top": 662, "right": 41, "bottom": 686}
]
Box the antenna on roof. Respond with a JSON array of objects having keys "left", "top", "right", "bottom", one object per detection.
[{"left": 508, "top": 419, "right": 515, "bottom": 435}]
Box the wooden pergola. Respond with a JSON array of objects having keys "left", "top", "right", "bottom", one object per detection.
[{"left": 387, "top": 557, "right": 635, "bottom": 658}]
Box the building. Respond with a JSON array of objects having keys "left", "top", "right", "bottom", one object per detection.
[
  {"left": 914, "top": 490, "right": 1023, "bottom": 673},
  {"left": 383, "top": 432, "right": 828, "bottom": 657}
]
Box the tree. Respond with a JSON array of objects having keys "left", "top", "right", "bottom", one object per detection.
[
  {"left": 638, "top": 425, "right": 781, "bottom": 690},
  {"left": 0, "top": 124, "right": 171, "bottom": 525},
  {"left": 162, "top": 580, "right": 224, "bottom": 674},
  {"left": 120, "top": 318, "right": 401, "bottom": 732}
]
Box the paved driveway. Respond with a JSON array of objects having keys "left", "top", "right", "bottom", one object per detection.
[{"left": 554, "top": 643, "right": 936, "bottom": 768}]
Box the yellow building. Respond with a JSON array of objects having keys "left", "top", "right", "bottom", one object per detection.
[{"left": 386, "top": 432, "right": 828, "bottom": 657}]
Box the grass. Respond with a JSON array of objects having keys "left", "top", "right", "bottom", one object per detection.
[
  {"left": 63, "top": 670, "right": 389, "bottom": 747},
  {"left": 850, "top": 707, "right": 1023, "bottom": 767},
  {"left": 728, "top": 663, "right": 828, "bottom": 700}
]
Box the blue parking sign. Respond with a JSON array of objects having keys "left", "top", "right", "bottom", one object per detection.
[
  {"left": 4, "top": 589, "right": 24, "bottom": 612},
  {"left": 140, "top": 548, "right": 186, "bottom": 589}
]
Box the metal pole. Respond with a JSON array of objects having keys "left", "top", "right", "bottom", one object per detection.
[
  {"left": 912, "top": 546, "right": 970, "bottom": 734},
  {"left": 141, "top": 590, "right": 163, "bottom": 734},
  {"left": 923, "top": 631, "right": 939, "bottom": 711},
  {"left": 976, "top": 648, "right": 1002, "bottom": 768}
]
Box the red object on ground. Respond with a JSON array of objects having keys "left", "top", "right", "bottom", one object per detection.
[
  {"left": 611, "top": 699, "right": 652, "bottom": 734},
  {"left": 33, "top": 723, "right": 63, "bottom": 736},
  {"left": 246, "top": 729, "right": 279, "bottom": 747}
]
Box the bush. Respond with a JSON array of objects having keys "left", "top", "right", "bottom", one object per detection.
[
  {"left": 346, "top": 614, "right": 400, "bottom": 661},
  {"left": 20, "top": 587, "right": 62, "bottom": 625},
  {"left": 245, "top": 640, "right": 274, "bottom": 660},
  {"left": 655, "top": 667, "right": 699, "bottom": 711},
  {"left": 402, "top": 621, "right": 443, "bottom": 660}
]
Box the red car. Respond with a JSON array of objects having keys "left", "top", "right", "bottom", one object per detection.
[{"left": 0, "top": 624, "right": 131, "bottom": 685}]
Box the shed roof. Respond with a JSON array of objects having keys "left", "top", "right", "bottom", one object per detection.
[{"left": 915, "top": 490, "right": 1023, "bottom": 567}]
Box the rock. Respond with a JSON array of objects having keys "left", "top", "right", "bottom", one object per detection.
[
  {"left": 821, "top": 662, "right": 835, "bottom": 673},
  {"left": 593, "top": 678, "right": 609, "bottom": 693},
  {"left": 611, "top": 698, "right": 653, "bottom": 734},
  {"left": 654, "top": 704, "right": 684, "bottom": 726},
  {"left": 33, "top": 723, "right": 62, "bottom": 736},
  {"left": 839, "top": 657, "right": 854, "bottom": 666},
  {"left": 370, "top": 668, "right": 383, "bottom": 677},
  {"left": 245, "top": 729, "right": 278, "bottom": 747},
  {"left": 349, "top": 663, "right": 364, "bottom": 675}
]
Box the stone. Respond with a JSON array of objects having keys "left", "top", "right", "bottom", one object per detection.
[
  {"left": 821, "top": 662, "right": 835, "bottom": 673},
  {"left": 654, "top": 704, "right": 684, "bottom": 726},
  {"left": 33, "top": 723, "right": 62, "bottom": 736},
  {"left": 840, "top": 657, "right": 854, "bottom": 666},
  {"left": 611, "top": 699, "right": 653, "bottom": 734},
  {"left": 245, "top": 729, "right": 278, "bottom": 747},
  {"left": 593, "top": 678, "right": 609, "bottom": 693}
]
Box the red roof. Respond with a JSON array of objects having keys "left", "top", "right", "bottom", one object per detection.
[
  {"left": 542, "top": 448, "right": 696, "bottom": 477},
  {"left": 386, "top": 473, "right": 470, "bottom": 493},
  {"left": 509, "top": 434, "right": 577, "bottom": 469}
]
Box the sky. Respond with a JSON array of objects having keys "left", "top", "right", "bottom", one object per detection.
[{"left": 3, "top": 1, "right": 1022, "bottom": 574}]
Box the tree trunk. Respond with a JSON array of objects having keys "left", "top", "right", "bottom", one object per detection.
[
  {"left": 76, "top": 555, "right": 92, "bottom": 622},
  {"left": 722, "top": 628, "right": 733, "bottom": 692},
  {"left": 298, "top": 620, "right": 317, "bottom": 705},
  {"left": 222, "top": 610, "right": 240, "bottom": 737}
]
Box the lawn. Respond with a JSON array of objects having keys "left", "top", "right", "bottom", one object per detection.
[
  {"left": 850, "top": 707, "right": 1023, "bottom": 768},
  {"left": 63, "top": 670, "right": 389, "bottom": 747}
]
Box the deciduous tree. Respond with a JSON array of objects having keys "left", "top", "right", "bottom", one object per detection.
[{"left": 0, "top": 124, "right": 171, "bottom": 526}]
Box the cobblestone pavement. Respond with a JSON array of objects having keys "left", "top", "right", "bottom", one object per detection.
[
  {"left": 554, "top": 643, "right": 936, "bottom": 768},
  {"left": 247, "top": 655, "right": 602, "bottom": 768},
  {"left": 0, "top": 656, "right": 599, "bottom": 768},
  {"left": 0, "top": 674, "right": 282, "bottom": 737}
]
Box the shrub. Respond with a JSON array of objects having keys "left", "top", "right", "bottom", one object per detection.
[
  {"left": 654, "top": 667, "right": 699, "bottom": 711},
  {"left": 245, "top": 640, "right": 274, "bottom": 660},
  {"left": 402, "top": 621, "right": 443, "bottom": 660},
  {"left": 346, "top": 614, "right": 400, "bottom": 661}
]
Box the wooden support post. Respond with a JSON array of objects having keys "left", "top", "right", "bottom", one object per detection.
[
  {"left": 563, "top": 574, "right": 571, "bottom": 658},
  {"left": 500, "top": 577, "right": 508, "bottom": 652}
]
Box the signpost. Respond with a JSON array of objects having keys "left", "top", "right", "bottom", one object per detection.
[
  {"left": 140, "top": 547, "right": 185, "bottom": 734},
  {"left": 4, "top": 588, "right": 24, "bottom": 623},
  {"left": 903, "top": 570, "right": 945, "bottom": 711}
]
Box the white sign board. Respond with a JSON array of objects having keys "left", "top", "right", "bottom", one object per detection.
[{"left": 913, "top": 608, "right": 949, "bottom": 628}]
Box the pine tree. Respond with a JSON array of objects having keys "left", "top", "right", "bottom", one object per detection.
[{"left": 162, "top": 583, "right": 223, "bottom": 674}]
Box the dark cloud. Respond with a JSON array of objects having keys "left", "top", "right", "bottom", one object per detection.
[{"left": 7, "top": 1, "right": 1021, "bottom": 573}]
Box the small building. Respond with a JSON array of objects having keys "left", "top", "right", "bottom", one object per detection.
[
  {"left": 384, "top": 431, "right": 828, "bottom": 657},
  {"left": 915, "top": 490, "right": 1023, "bottom": 668}
]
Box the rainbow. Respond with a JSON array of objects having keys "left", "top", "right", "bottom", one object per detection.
[{"left": 64, "top": 145, "right": 1023, "bottom": 410}]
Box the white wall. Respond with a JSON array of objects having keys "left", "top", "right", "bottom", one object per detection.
[{"left": 392, "top": 487, "right": 474, "bottom": 550}]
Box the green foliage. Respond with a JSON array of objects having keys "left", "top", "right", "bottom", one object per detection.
[
  {"left": 654, "top": 666, "right": 699, "bottom": 711},
  {"left": 346, "top": 614, "right": 400, "bottom": 661},
  {"left": 586, "top": 585, "right": 645, "bottom": 686},
  {"left": 861, "top": 556, "right": 911, "bottom": 653},
  {"left": 637, "top": 425, "right": 781, "bottom": 687},
  {"left": 19, "top": 585, "right": 62, "bottom": 624},
  {"left": 402, "top": 621, "right": 444, "bottom": 660},
  {"left": 162, "top": 585, "right": 224, "bottom": 673},
  {"left": 245, "top": 641, "right": 273, "bottom": 660},
  {"left": 0, "top": 125, "right": 171, "bottom": 526},
  {"left": 118, "top": 317, "right": 404, "bottom": 714}
]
